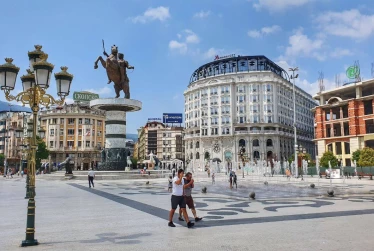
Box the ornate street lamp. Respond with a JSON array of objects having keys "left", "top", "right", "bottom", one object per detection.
[{"left": 0, "top": 45, "right": 73, "bottom": 247}]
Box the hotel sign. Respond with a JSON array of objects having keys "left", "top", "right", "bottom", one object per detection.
[
  {"left": 214, "top": 54, "right": 236, "bottom": 61},
  {"left": 73, "top": 92, "right": 99, "bottom": 102}
]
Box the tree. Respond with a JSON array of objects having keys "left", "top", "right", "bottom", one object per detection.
[
  {"left": 352, "top": 149, "right": 361, "bottom": 164},
  {"left": 131, "top": 157, "right": 138, "bottom": 168},
  {"left": 320, "top": 151, "right": 338, "bottom": 168},
  {"left": 0, "top": 153, "right": 4, "bottom": 167},
  {"left": 36, "top": 136, "right": 49, "bottom": 171},
  {"left": 288, "top": 153, "right": 311, "bottom": 164},
  {"left": 358, "top": 148, "right": 374, "bottom": 178}
]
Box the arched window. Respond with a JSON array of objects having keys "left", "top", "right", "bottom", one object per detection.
[
  {"left": 266, "top": 139, "right": 273, "bottom": 147},
  {"left": 253, "top": 139, "right": 259, "bottom": 147},
  {"left": 196, "top": 141, "right": 200, "bottom": 148},
  {"left": 204, "top": 152, "right": 210, "bottom": 160},
  {"left": 190, "top": 152, "right": 193, "bottom": 160},
  {"left": 190, "top": 141, "right": 193, "bottom": 149},
  {"left": 239, "top": 139, "right": 246, "bottom": 147},
  {"left": 196, "top": 152, "right": 200, "bottom": 159},
  {"left": 253, "top": 151, "right": 260, "bottom": 159}
]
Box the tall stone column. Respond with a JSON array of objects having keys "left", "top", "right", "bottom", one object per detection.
[{"left": 90, "top": 98, "right": 142, "bottom": 170}]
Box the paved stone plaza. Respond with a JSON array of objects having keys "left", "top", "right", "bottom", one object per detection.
[{"left": 1, "top": 174, "right": 374, "bottom": 251}]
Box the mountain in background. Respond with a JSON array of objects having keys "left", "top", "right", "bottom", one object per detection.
[
  {"left": 126, "top": 133, "right": 138, "bottom": 142},
  {"left": 0, "top": 101, "right": 31, "bottom": 113}
]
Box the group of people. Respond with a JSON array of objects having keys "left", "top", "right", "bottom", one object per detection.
[
  {"left": 3, "top": 169, "right": 24, "bottom": 179},
  {"left": 168, "top": 169, "right": 202, "bottom": 228}
]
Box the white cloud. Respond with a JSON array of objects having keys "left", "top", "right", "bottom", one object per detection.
[
  {"left": 64, "top": 97, "right": 74, "bottom": 104},
  {"left": 252, "top": 0, "right": 313, "bottom": 12},
  {"left": 248, "top": 30, "right": 261, "bottom": 38},
  {"left": 330, "top": 48, "right": 353, "bottom": 58},
  {"left": 172, "top": 94, "right": 179, "bottom": 100},
  {"left": 131, "top": 6, "right": 170, "bottom": 23},
  {"left": 202, "top": 47, "right": 225, "bottom": 60},
  {"left": 185, "top": 30, "right": 200, "bottom": 44},
  {"left": 169, "top": 40, "right": 187, "bottom": 54},
  {"left": 193, "top": 10, "right": 211, "bottom": 18},
  {"left": 248, "top": 25, "right": 281, "bottom": 38},
  {"left": 84, "top": 86, "right": 112, "bottom": 96},
  {"left": 168, "top": 30, "right": 200, "bottom": 54},
  {"left": 315, "top": 9, "right": 374, "bottom": 39},
  {"left": 283, "top": 28, "right": 325, "bottom": 61}
]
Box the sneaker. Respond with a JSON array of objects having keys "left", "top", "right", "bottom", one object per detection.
[
  {"left": 178, "top": 217, "right": 184, "bottom": 221},
  {"left": 195, "top": 217, "right": 202, "bottom": 222},
  {"left": 187, "top": 222, "right": 194, "bottom": 228},
  {"left": 168, "top": 222, "right": 176, "bottom": 227}
]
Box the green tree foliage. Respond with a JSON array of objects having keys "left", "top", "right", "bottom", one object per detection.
[
  {"left": 36, "top": 136, "right": 50, "bottom": 170},
  {"left": 131, "top": 157, "right": 138, "bottom": 167},
  {"left": 0, "top": 153, "right": 4, "bottom": 167},
  {"left": 352, "top": 149, "right": 361, "bottom": 163},
  {"left": 320, "top": 151, "right": 338, "bottom": 168},
  {"left": 288, "top": 153, "right": 312, "bottom": 164},
  {"left": 358, "top": 148, "right": 374, "bottom": 167}
]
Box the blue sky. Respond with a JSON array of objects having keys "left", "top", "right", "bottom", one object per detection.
[{"left": 0, "top": 0, "right": 373, "bottom": 133}]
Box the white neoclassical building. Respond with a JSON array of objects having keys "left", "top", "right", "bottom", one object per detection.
[{"left": 184, "top": 55, "right": 315, "bottom": 168}]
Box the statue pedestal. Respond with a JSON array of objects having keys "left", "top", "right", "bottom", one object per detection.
[{"left": 90, "top": 98, "right": 142, "bottom": 170}]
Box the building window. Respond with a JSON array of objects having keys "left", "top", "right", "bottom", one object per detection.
[
  {"left": 78, "top": 141, "right": 82, "bottom": 147},
  {"left": 344, "top": 142, "right": 350, "bottom": 154},
  {"left": 59, "top": 141, "right": 63, "bottom": 148},
  {"left": 50, "top": 129, "right": 54, "bottom": 136},
  {"left": 364, "top": 100, "right": 373, "bottom": 115},
  {"left": 253, "top": 139, "right": 260, "bottom": 147},
  {"left": 68, "top": 118, "right": 75, "bottom": 124},
  {"left": 78, "top": 118, "right": 82, "bottom": 124},
  {"left": 365, "top": 119, "right": 374, "bottom": 133},
  {"left": 266, "top": 139, "right": 273, "bottom": 147},
  {"left": 253, "top": 151, "right": 260, "bottom": 159},
  {"left": 49, "top": 141, "right": 54, "bottom": 148},
  {"left": 85, "top": 118, "right": 91, "bottom": 124},
  {"left": 211, "top": 128, "right": 218, "bottom": 135},
  {"left": 336, "top": 142, "right": 342, "bottom": 155},
  {"left": 196, "top": 141, "right": 200, "bottom": 148},
  {"left": 239, "top": 139, "right": 246, "bottom": 147},
  {"left": 196, "top": 152, "right": 200, "bottom": 159},
  {"left": 86, "top": 141, "right": 91, "bottom": 147},
  {"left": 60, "top": 118, "right": 64, "bottom": 124},
  {"left": 68, "top": 129, "right": 74, "bottom": 135},
  {"left": 67, "top": 141, "right": 74, "bottom": 148}
]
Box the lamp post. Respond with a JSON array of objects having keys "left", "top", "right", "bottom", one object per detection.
[
  {"left": 0, "top": 45, "right": 73, "bottom": 247},
  {"left": 289, "top": 67, "right": 299, "bottom": 178},
  {"left": 3, "top": 104, "right": 12, "bottom": 177}
]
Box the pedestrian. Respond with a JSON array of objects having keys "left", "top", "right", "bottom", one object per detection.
[
  {"left": 21, "top": 170, "right": 24, "bottom": 178},
  {"left": 178, "top": 172, "right": 203, "bottom": 222},
  {"left": 233, "top": 172, "right": 237, "bottom": 189},
  {"left": 212, "top": 172, "right": 215, "bottom": 185},
  {"left": 88, "top": 168, "right": 95, "bottom": 188},
  {"left": 168, "top": 169, "right": 194, "bottom": 228},
  {"left": 168, "top": 175, "right": 172, "bottom": 192},
  {"left": 229, "top": 171, "right": 233, "bottom": 189},
  {"left": 207, "top": 168, "right": 210, "bottom": 178}
]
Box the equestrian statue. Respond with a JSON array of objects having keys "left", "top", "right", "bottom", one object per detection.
[{"left": 94, "top": 41, "right": 134, "bottom": 98}]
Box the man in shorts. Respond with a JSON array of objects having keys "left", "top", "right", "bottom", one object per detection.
[
  {"left": 179, "top": 172, "right": 203, "bottom": 222},
  {"left": 168, "top": 169, "right": 194, "bottom": 228}
]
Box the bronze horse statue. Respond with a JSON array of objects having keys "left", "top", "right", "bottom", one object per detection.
[{"left": 94, "top": 44, "right": 134, "bottom": 98}]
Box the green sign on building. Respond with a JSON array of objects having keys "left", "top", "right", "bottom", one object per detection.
[
  {"left": 346, "top": 66, "right": 359, "bottom": 79},
  {"left": 73, "top": 92, "right": 99, "bottom": 102}
]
